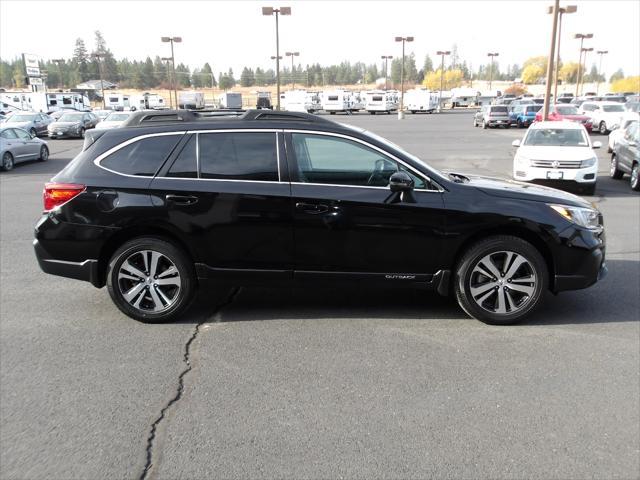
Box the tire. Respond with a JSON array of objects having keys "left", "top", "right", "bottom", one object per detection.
[
  {"left": 329, "top": 112, "right": 336, "bottom": 115},
  {"left": 454, "top": 236, "right": 548, "bottom": 325},
  {"left": 410, "top": 110, "right": 416, "bottom": 114},
  {"left": 483, "top": 120, "right": 488, "bottom": 129},
  {"left": 30, "top": 128, "right": 37, "bottom": 137},
  {"left": 39, "top": 145, "right": 49, "bottom": 162},
  {"left": 106, "top": 237, "right": 197, "bottom": 323},
  {"left": 473, "top": 118, "right": 477, "bottom": 127},
  {"left": 583, "top": 183, "right": 596, "bottom": 195},
  {"left": 631, "top": 163, "right": 640, "bottom": 191},
  {"left": 610, "top": 155, "right": 624, "bottom": 179},
  {"left": 1, "top": 152, "right": 14, "bottom": 171},
  {"left": 370, "top": 111, "right": 376, "bottom": 115},
  {"left": 505, "top": 124, "right": 511, "bottom": 129},
  {"left": 517, "top": 118, "right": 524, "bottom": 128},
  {"left": 79, "top": 128, "right": 85, "bottom": 138},
  {"left": 599, "top": 121, "right": 608, "bottom": 135}
]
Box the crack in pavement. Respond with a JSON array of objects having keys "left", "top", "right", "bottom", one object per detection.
[{"left": 139, "top": 287, "right": 242, "bottom": 480}]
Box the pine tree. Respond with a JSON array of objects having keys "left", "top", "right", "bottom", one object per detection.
[{"left": 73, "top": 38, "right": 89, "bottom": 82}]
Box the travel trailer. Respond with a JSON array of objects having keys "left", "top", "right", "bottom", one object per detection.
[
  {"left": 322, "top": 90, "right": 355, "bottom": 114},
  {"left": 364, "top": 90, "right": 399, "bottom": 114},
  {"left": 218, "top": 92, "right": 242, "bottom": 109},
  {"left": 1, "top": 92, "right": 90, "bottom": 113},
  {"left": 451, "top": 87, "right": 480, "bottom": 107},
  {"left": 178, "top": 91, "right": 205, "bottom": 109},
  {"left": 404, "top": 89, "right": 439, "bottom": 113},
  {"left": 281, "top": 90, "right": 322, "bottom": 113}
]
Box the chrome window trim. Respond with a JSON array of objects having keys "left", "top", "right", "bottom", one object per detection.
[{"left": 285, "top": 129, "right": 444, "bottom": 192}]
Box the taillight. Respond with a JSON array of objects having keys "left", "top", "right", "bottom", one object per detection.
[{"left": 43, "top": 183, "right": 85, "bottom": 211}]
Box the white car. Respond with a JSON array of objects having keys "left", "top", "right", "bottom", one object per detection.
[
  {"left": 512, "top": 121, "right": 602, "bottom": 195},
  {"left": 607, "top": 112, "right": 640, "bottom": 152},
  {"left": 95, "top": 111, "right": 132, "bottom": 130},
  {"left": 579, "top": 101, "right": 626, "bottom": 135}
]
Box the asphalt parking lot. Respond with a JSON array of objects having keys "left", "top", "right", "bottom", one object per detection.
[{"left": 1, "top": 111, "right": 638, "bottom": 479}]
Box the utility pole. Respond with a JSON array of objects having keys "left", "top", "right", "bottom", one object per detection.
[
  {"left": 91, "top": 52, "right": 106, "bottom": 109},
  {"left": 547, "top": 5, "right": 577, "bottom": 102},
  {"left": 487, "top": 52, "right": 499, "bottom": 91},
  {"left": 263, "top": 7, "right": 291, "bottom": 110},
  {"left": 381, "top": 55, "right": 393, "bottom": 90},
  {"left": 580, "top": 47, "right": 594, "bottom": 96},
  {"left": 285, "top": 51, "right": 299, "bottom": 89},
  {"left": 395, "top": 36, "right": 413, "bottom": 119},
  {"left": 574, "top": 33, "right": 593, "bottom": 96},
  {"left": 436, "top": 50, "right": 451, "bottom": 113},
  {"left": 596, "top": 50, "right": 608, "bottom": 95}
]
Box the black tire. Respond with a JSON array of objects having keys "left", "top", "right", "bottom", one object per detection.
[
  {"left": 631, "top": 163, "right": 640, "bottom": 191},
  {"left": 517, "top": 118, "right": 524, "bottom": 128},
  {"left": 454, "top": 235, "right": 548, "bottom": 325},
  {"left": 39, "top": 145, "right": 49, "bottom": 162},
  {"left": 30, "top": 128, "right": 37, "bottom": 137},
  {"left": 505, "top": 124, "right": 511, "bottom": 129},
  {"left": 583, "top": 183, "right": 596, "bottom": 195},
  {"left": 106, "top": 237, "right": 197, "bottom": 323},
  {"left": 1, "top": 152, "right": 14, "bottom": 171},
  {"left": 599, "top": 121, "right": 608, "bottom": 135},
  {"left": 329, "top": 112, "right": 336, "bottom": 115},
  {"left": 370, "top": 111, "right": 376, "bottom": 115},
  {"left": 483, "top": 120, "right": 488, "bottom": 129},
  {"left": 610, "top": 155, "right": 624, "bottom": 179},
  {"left": 79, "top": 128, "right": 85, "bottom": 138},
  {"left": 410, "top": 110, "right": 417, "bottom": 114}
]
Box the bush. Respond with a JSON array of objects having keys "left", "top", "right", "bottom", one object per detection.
[{"left": 504, "top": 85, "right": 528, "bottom": 97}]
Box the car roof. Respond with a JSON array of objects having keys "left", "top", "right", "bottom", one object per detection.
[
  {"left": 530, "top": 120, "right": 585, "bottom": 130},
  {"left": 586, "top": 101, "right": 624, "bottom": 106}
]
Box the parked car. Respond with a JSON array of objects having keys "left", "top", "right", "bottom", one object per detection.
[
  {"left": 534, "top": 104, "right": 593, "bottom": 132},
  {"left": 34, "top": 109, "right": 607, "bottom": 325},
  {"left": 48, "top": 112, "right": 99, "bottom": 138},
  {"left": 557, "top": 93, "right": 574, "bottom": 104},
  {"left": 512, "top": 121, "right": 601, "bottom": 195},
  {"left": 509, "top": 104, "right": 542, "bottom": 128},
  {"left": 95, "top": 111, "right": 133, "bottom": 130},
  {"left": 624, "top": 101, "right": 640, "bottom": 113},
  {"left": 600, "top": 94, "right": 627, "bottom": 103},
  {"left": 607, "top": 113, "right": 640, "bottom": 152},
  {"left": 0, "top": 126, "right": 49, "bottom": 171},
  {"left": 579, "top": 101, "right": 627, "bottom": 134},
  {"left": 93, "top": 109, "right": 113, "bottom": 121},
  {"left": 474, "top": 105, "right": 510, "bottom": 128},
  {"left": 3, "top": 112, "right": 53, "bottom": 137},
  {"left": 610, "top": 120, "right": 640, "bottom": 191}
]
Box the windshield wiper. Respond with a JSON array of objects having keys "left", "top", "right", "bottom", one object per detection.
[{"left": 448, "top": 172, "right": 470, "bottom": 183}]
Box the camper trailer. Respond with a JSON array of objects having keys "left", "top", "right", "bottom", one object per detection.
[
  {"left": 364, "top": 90, "right": 398, "bottom": 114},
  {"left": 105, "top": 93, "right": 131, "bottom": 111},
  {"left": 450, "top": 87, "right": 480, "bottom": 107},
  {"left": 322, "top": 90, "right": 355, "bottom": 114},
  {"left": 281, "top": 90, "right": 322, "bottom": 113},
  {"left": 1, "top": 92, "right": 90, "bottom": 113},
  {"left": 179, "top": 91, "right": 205, "bottom": 109},
  {"left": 218, "top": 92, "right": 242, "bottom": 109},
  {"left": 404, "top": 89, "right": 439, "bottom": 113}
]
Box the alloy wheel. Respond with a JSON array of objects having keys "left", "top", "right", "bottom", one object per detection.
[
  {"left": 40, "top": 146, "right": 49, "bottom": 161},
  {"left": 632, "top": 165, "right": 640, "bottom": 190},
  {"left": 2, "top": 152, "right": 14, "bottom": 171}
]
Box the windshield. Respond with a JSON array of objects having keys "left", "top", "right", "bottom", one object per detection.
[
  {"left": 524, "top": 128, "right": 589, "bottom": 147},
  {"left": 602, "top": 104, "right": 624, "bottom": 112},
  {"left": 105, "top": 113, "right": 129, "bottom": 121},
  {"left": 8, "top": 114, "right": 36, "bottom": 122},
  {"left": 526, "top": 105, "right": 542, "bottom": 113},
  {"left": 555, "top": 106, "right": 579, "bottom": 115},
  {"left": 59, "top": 114, "right": 84, "bottom": 122}
]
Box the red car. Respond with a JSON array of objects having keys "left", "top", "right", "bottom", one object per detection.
[{"left": 534, "top": 104, "right": 593, "bottom": 132}]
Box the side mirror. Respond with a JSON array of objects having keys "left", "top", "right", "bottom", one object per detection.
[
  {"left": 389, "top": 171, "right": 414, "bottom": 192},
  {"left": 592, "top": 141, "right": 602, "bottom": 149},
  {"left": 29, "top": 132, "right": 36, "bottom": 139},
  {"left": 512, "top": 139, "right": 521, "bottom": 147}
]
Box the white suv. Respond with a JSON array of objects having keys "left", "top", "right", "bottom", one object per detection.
[
  {"left": 579, "top": 101, "right": 627, "bottom": 134},
  {"left": 512, "top": 121, "right": 602, "bottom": 195}
]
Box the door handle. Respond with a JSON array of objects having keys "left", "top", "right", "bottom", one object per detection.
[
  {"left": 166, "top": 194, "right": 198, "bottom": 205},
  {"left": 296, "top": 202, "right": 329, "bottom": 214}
]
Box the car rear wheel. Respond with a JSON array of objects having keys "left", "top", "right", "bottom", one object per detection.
[
  {"left": 1, "top": 152, "right": 14, "bottom": 171},
  {"left": 107, "top": 237, "right": 196, "bottom": 323},
  {"left": 599, "top": 121, "right": 608, "bottom": 135},
  {"left": 610, "top": 155, "right": 624, "bottom": 179},
  {"left": 39, "top": 145, "right": 49, "bottom": 162},
  {"left": 455, "top": 236, "right": 548, "bottom": 325},
  {"left": 631, "top": 164, "right": 640, "bottom": 191}
]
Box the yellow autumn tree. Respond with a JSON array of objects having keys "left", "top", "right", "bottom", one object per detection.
[
  {"left": 521, "top": 65, "right": 545, "bottom": 84},
  {"left": 559, "top": 62, "right": 580, "bottom": 84},
  {"left": 422, "top": 69, "right": 464, "bottom": 90},
  {"left": 610, "top": 76, "right": 640, "bottom": 93}
]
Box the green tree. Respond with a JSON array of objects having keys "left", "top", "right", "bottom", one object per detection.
[
  {"left": 609, "top": 68, "right": 624, "bottom": 83},
  {"left": 254, "top": 67, "right": 266, "bottom": 86},
  {"left": 240, "top": 67, "right": 254, "bottom": 87},
  {"left": 423, "top": 54, "right": 434, "bottom": 73},
  {"left": 202, "top": 62, "right": 215, "bottom": 87},
  {"left": 73, "top": 38, "right": 89, "bottom": 82}
]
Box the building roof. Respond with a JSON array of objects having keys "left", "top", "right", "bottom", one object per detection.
[{"left": 76, "top": 79, "right": 118, "bottom": 90}]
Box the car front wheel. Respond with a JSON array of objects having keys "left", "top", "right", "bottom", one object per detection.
[
  {"left": 39, "top": 145, "right": 49, "bottom": 162},
  {"left": 106, "top": 237, "right": 196, "bottom": 323},
  {"left": 599, "top": 121, "right": 608, "bottom": 135},
  {"left": 1, "top": 152, "right": 14, "bottom": 171},
  {"left": 455, "top": 236, "right": 548, "bottom": 325},
  {"left": 631, "top": 163, "right": 640, "bottom": 191},
  {"left": 610, "top": 155, "right": 624, "bottom": 179}
]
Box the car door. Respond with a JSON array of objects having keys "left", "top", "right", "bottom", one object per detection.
[
  {"left": 286, "top": 130, "right": 446, "bottom": 281},
  {"left": 617, "top": 122, "right": 639, "bottom": 173},
  {"left": 13, "top": 128, "right": 40, "bottom": 159},
  {"left": 1, "top": 128, "right": 20, "bottom": 159},
  {"left": 150, "top": 130, "right": 294, "bottom": 280}
]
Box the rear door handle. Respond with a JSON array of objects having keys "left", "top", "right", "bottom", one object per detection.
[
  {"left": 296, "top": 202, "right": 329, "bottom": 214},
  {"left": 166, "top": 194, "right": 198, "bottom": 205}
]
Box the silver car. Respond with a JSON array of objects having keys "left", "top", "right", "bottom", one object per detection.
[
  {"left": 0, "top": 126, "right": 50, "bottom": 171},
  {"left": 3, "top": 112, "right": 53, "bottom": 137}
]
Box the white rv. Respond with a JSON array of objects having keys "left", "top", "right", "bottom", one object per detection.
[
  {"left": 450, "top": 87, "right": 480, "bottom": 107},
  {"left": 218, "top": 92, "right": 242, "bottom": 109},
  {"left": 0, "top": 92, "right": 90, "bottom": 113},
  {"left": 179, "top": 91, "right": 205, "bottom": 109},
  {"left": 404, "top": 89, "right": 439, "bottom": 114},
  {"left": 281, "top": 90, "right": 321, "bottom": 113},
  {"left": 364, "top": 90, "right": 398, "bottom": 114},
  {"left": 322, "top": 90, "right": 355, "bottom": 114},
  {"left": 105, "top": 93, "right": 131, "bottom": 111}
]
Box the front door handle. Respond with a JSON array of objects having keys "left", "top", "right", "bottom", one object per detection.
[
  {"left": 296, "top": 202, "right": 329, "bottom": 214},
  {"left": 166, "top": 194, "right": 198, "bottom": 205}
]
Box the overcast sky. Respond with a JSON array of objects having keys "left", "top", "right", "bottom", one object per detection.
[{"left": 1, "top": 0, "right": 638, "bottom": 78}]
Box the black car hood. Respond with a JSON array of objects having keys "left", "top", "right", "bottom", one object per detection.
[{"left": 453, "top": 173, "right": 592, "bottom": 208}]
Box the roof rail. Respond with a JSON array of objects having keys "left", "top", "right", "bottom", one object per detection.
[
  {"left": 241, "top": 109, "right": 334, "bottom": 124},
  {"left": 121, "top": 109, "right": 197, "bottom": 127}
]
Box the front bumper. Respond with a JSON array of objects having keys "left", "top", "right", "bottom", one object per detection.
[
  {"left": 553, "top": 223, "right": 606, "bottom": 292},
  {"left": 48, "top": 129, "right": 81, "bottom": 138},
  {"left": 513, "top": 164, "right": 598, "bottom": 184}
]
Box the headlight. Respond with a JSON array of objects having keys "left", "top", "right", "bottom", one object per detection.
[
  {"left": 580, "top": 157, "right": 598, "bottom": 168},
  {"left": 549, "top": 204, "right": 601, "bottom": 229}
]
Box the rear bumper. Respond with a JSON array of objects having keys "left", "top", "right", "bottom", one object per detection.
[{"left": 33, "top": 238, "right": 102, "bottom": 287}]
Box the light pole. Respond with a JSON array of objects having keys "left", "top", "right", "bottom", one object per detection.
[
  {"left": 395, "top": 36, "right": 414, "bottom": 119},
  {"left": 263, "top": 6, "right": 291, "bottom": 110},
  {"left": 161, "top": 36, "right": 182, "bottom": 109},
  {"left": 487, "top": 52, "right": 499, "bottom": 91},
  {"left": 542, "top": 0, "right": 560, "bottom": 120},
  {"left": 436, "top": 50, "right": 451, "bottom": 113},
  {"left": 91, "top": 52, "right": 106, "bottom": 109},
  {"left": 381, "top": 55, "right": 393, "bottom": 90},
  {"left": 574, "top": 33, "right": 593, "bottom": 96},
  {"left": 596, "top": 50, "right": 608, "bottom": 95},
  {"left": 580, "top": 47, "right": 594, "bottom": 96},
  {"left": 285, "top": 51, "right": 299, "bottom": 88},
  {"left": 161, "top": 57, "right": 175, "bottom": 108},
  {"left": 547, "top": 5, "right": 577, "bottom": 101},
  {"left": 52, "top": 59, "right": 65, "bottom": 89}
]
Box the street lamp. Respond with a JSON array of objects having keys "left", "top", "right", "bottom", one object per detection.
[
  {"left": 262, "top": 6, "right": 291, "bottom": 110},
  {"left": 161, "top": 36, "right": 182, "bottom": 110},
  {"left": 91, "top": 52, "right": 106, "bottom": 109},
  {"left": 381, "top": 55, "right": 393, "bottom": 90},
  {"left": 395, "top": 36, "right": 414, "bottom": 119},
  {"left": 285, "top": 51, "right": 299, "bottom": 89},
  {"left": 542, "top": 1, "right": 560, "bottom": 121},
  {"left": 547, "top": 4, "right": 577, "bottom": 102},
  {"left": 161, "top": 57, "right": 175, "bottom": 108},
  {"left": 52, "top": 59, "right": 65, "bottom": 89},
  {"left": 580, "top": 47, "right": 594, "bottom": 95},
  {"left": 596, "top": 50, "right": 608, "bottom": 95},
  {"left": 436, "top": 50, "right": 451, "bottom": 113},
  {"left": 487, "top": 52, "right": 499, "bottom": 91},
  {"left": 574, "top": 33, "right": 593, "bottom": 96}
]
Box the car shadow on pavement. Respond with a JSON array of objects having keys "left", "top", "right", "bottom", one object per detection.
[{"left": 592, "top": 175, "right": 640, "bottom": 198}]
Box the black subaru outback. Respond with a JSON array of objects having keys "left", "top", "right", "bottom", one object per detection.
[{"left": 34, "top": 109, "right": 606, "bottom": 324}]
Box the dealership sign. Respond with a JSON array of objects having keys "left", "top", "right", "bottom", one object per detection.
[{"left": 22, "top": 53, "right": 41, "bottom": 77}]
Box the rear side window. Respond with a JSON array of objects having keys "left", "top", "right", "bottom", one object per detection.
[
  {"left": 199, "top": 132, "right": 278, "bottom": 181},
  {"left": 101, "top": 134, "right": 181, "bottom": 176},
  {"left": 167, "top": 135, "right": 197, "bottom": 178}
]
